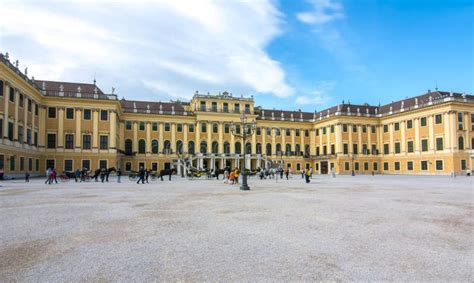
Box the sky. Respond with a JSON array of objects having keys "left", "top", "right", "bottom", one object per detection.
[{"left": 0, "top": 0, "right": 472, "bottom": 112}]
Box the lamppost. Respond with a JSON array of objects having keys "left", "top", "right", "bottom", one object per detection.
[{"left": 230, "top": 113, "right": 256, "bottom": 190}]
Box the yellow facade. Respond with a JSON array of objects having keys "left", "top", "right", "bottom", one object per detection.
[{"left": 1, "top": 53, "right": 473, "bottom": 178}]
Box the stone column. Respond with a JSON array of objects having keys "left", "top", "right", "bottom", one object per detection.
[
  {"left": 367, "top": 125, "right": 372, "bottom": 154},
  {"left": 428, "top": 115, "right": 435, "bottom": 152},
  {"left": 218, "top": 122, "right": 224, "bottom": 153},
  {"left": 23, "top": 99, "right": 27, "bottom": 144},
  {"left": 171, "top": 122, "right": 176, "bottom": 152},
  {"left": 389, "top": 123, "right": 394, "bottom": 155},
  {"left": 207, "top": 122, "right": 211, "bottom": 154},
  {"left": 271, "top": 128, "right": 276, "bottom": 155},
  {"left": 251, "top": 128, "right": 257, "bottom": 155},
  {"left": 401, "top": 120, "right": 406, "bottom": 154},
  {"left": 335, "top": 124, "right": 343, "bottom": 154},
  {"left": 75, "top": 109, "right": 82, "bottom": 149},
  {"left": 319, "top": 128, "right": 323, "bottom": 154},
  {"left": 261, "top": 127, "right": 266, "bottom": 153},
  {"left": 444, "top": 112, "right": 451, "bottom": 151},
  {"left": 450, "top": 112, "right": 457, "bottom": 150},
  {"left": 146, "top": 122, "right": 151, "bottom": 154},
  {"left": 291, "top": 128, "right": 296, "bottom": 151},
  {"left": 109, "top": 110, "right": 117, "bottom": 149},
  {"left": 327, "top": 127, "right": 332, "bottom": 153},
  {"left": 2, "top": 82, "right": 8, "bottom": 139},
  {"left": 183, "top": 123, "right": 189, "bottom": 152},
  {"left": 31, "top": 101, "right": 36, "bottom": 145},
  {"left": 195, "top": 121, "right": 201, "bottom": 152},
  {"left": 133, "top": 121, "right": 138, "bottom": 152},
  {"left": 357, "top": 125, "right": 362, "bottom": 154},
  {"left": 119, "top": 122, "right": 125, "bottom": 151},
  {"left": 92, "top": 109, "right": 99, "bottom": 150},
  {"left": 281, "top": 128, "right": 286, "bottom": 151},
  {"left": 414, "top": 118, "right": 420, "bottom": 154},
  {"left": 38, "top": 106, "right": 46, "bottom": 148},
  {"left": 348, "top": 125, "right": 353, "bottom": 154},
  {"left": 301, "top": 128, "right": 305, "bottom": 154},
  {"left": 230, "top": 129, "right": 235, "bottom": 154},
  {"left": 57, "top": 107, "right": 64, "bottom": 148},
  {"left": 13, "top": 90, "right": 19, "bottom": 142},
  {"left": 158, "top": 122, "right": 164, "bottom": 153}
]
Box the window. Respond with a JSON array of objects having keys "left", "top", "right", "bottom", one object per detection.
[
  {"left": 435, "top": 114, "right": 442, "bottom": 124},
  {"left": 322, "top": 127, "right": 326, "bottom": 135},
  {"left": 10, "top": 155, "right": 15, "bottom": 171},
  {"left": 316, "top": 129, "right": 319, "bottom": 136},
  {"left": 125, "top": 162, "right": 132, "bottom": 171},
  {"left": 354, "top": 162, "right": 359, "bottom": 171},
  {"left": 48, "top": 107, "right": 56, "bottom": 118},
  {"left": 407, "top": 120, "right": 413, "bottom": 129},
  {"left": 177, "top": 123, "right": 182, "bottom": 132},
  {"left": 83, "top": 135, "right": 91, "bottom": 149},
  {"left": 461, "top": 160, "right": 467, "bottom": 170},
  {"left": 407, "top": 161, "right": 413, "bottom": 171},
  {"left": 234, "top": 104, "right": 240, "bottom": 113},
  {"left": 138, "top": 139, "right": 146, "bottom": 153},
  {"left": 364, "top": 162, "right": 369, "bottom": 171},
  {"left": 383, "top": 125, "right": 388, "bottom": 133},
  {"left": 330, "top": 125, "right": 335, "bottom": 133},
  {"left": 345, "top": 162, "right": 350, "bottom": 171},
  {"left": 458, "top": 136, "right": 464, "bottom": 150},
  {"left": 305, "top": 130, "right": 309, "bottom": 137},
  {"left": 126, "top": 121, "right": 132, "bottom": 130},
  {"left": 286, "top": 129, "right": 291, "bottom": 136},
  {"left": 371, "top": 126, "right": 376, "bottom": 134},
  {"left": 35, "top": 104, "right": 38, "bottom": 116},
  {"left": 223, "top": 103, "right": 228, "bottom": 113},
  {"left": 165, "top": 123, "right": 170, "bottom": 131},
  {"left": 256, "top": 127, "right": 261, "bottom": 135},
  {"left": 45, "top": 159, "right": 54, "bottom": 171},
  {"left": 82, "top": 160, "right": 91, "bottom": 170},
  {"left": 343, "top": 144, "right": 348, "bottom": 154},
  {"left": 152, "top": 140, "right": 159, "bottom": 154},
  {"left": 20, "top": 157, "right": 24, "bottom": 171},
  {"left": 8, "top": 122, "right": 13, "bottom": 141},
  {"left": 436, "top": 137, "right": 443, "bottom": 151},
  {"left": 18, "top": 126, "right": 23, "bottom": 144},
  {"left": 421, "top": 139, "right": 428, "bottom": 152},
  {"left": 352, "top": 144, "right": 358, "bottom": 154},
  {"left": 352, "top": 125, "right": 357, "bottom": 133},
  {"left": 343, "top": 124, "right": 348, "bottom": 132},
  {"left": 213, "top": 123, "right": 218, "bottom": 133},
  {"left": 100, "top": 135, "right": 108, "bottom": 150},
  {"left": 394, "top": 122, "right": 400, "bottom": 131},
  {"left": 125, "top": 139, "right": 133, "bottom": 154},
  {"left": 0, "top": 81, "right": 3, "bottom": 96},
  {"left": 65, "top": 134, "right": 74, "bottom": 149},
  {"left": 200, "top": 101, "right": 206, "bottom": 111},
  {"left": 152, "top": 122, "right": 158, "bottom": 131},
  {"left": 436, "top": 160, "right": 443, "bottom": 171},
  {"left": 35, "top": 159, "right": 39, "bottom": 171},
  {"left": 9, "top": 87, "right": 14, "bottom": 102},
  {"left": 139, "top": 122, "right": 145, "bottom": 131},
  {"left": 28, "top": 158, "right": 32, "bottom": 171},
  {"left": 421, "top": 161, "right": 428, "bottom": 171},
  {"left": 458, "top": 112, "right": 463, "bottom": 130},
  {"left": 201, "top": 123, "right": 207, "bottom": 133},
  {"left": 275, "top": 128, "right": 281, "bottom": 136},
  {"left": 64, "top": 160, "right": 73, "bottom": 171},
  {"left": 100, "top": 110, "right": 108, "bottom": 121},
  {"left": 225, "top": 124, "right": 230, "bottom": 134},
  {"left": 245, "top": 104, "right": 250, "bottom": 113},
  {"left": 407, "top": 141, "right": 414, "bottom": 153},
  {"left": 83, "top": 109, "right": 91, "bottom": 120},
  {"left": 383, "top": 162, "right": 389, "bottom": 171},
  {"left": 189, "top": 124, "right": 194, "bottom": 132},
  {"left": 212, "top": 102, "right": 217, "bottom": 112},
  {"left": 34, "top": 132, "right": 38, "bottom": 146},
  {"left": 373, "top": 162, "right": 378, "bottom": 171},
  {"left": 236, "top": 125, "right": 241, "bottom": 134},
  {"left": 362, "top": 144, "right": 368, "bottom": 155},
  {"left": 99, "top": 160, "right": 107, "bottom": 169},
  {"left": 28, "top": 99, "right": 32, "bottom": 112},
  {"left": 395, "top": 142, "right": 401, "bottom": 154},
  {"left": 371, "top": 144, "right": 377, "bottom": 155},
  {"left": 19, "top": 93, "right": 24, "bottom": 107},
  {"left": 66, "top": 108, "right": 74, "bottom": 119},
  {"left": 47, "top": 133, "right": 56, "bottom": 148},
  {"left": 152, "top": 162, "right": 158, "bottom": 171},
  {"left": 394, "top": 162, "right": 400, "bottom": 171},
  {"left": 331, "top": 144, "right": 335, "bottom": 155},
  {"left": 384, "top": 144, "right": 389, "bottom": 155},
  {"left": 362, "top": 125, "right": 367, "bottom": 133},
  {"left": 266, "top": 128, "right": 271, "bottom": 136},
  {"left": 420, "top": 117, "right": 427, "bottom": 127},
  {"left": 296, "top": 129, "right": 300, "bottom": 136}
]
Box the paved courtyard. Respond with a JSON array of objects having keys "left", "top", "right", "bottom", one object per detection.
[{"left": 0, "top": 175, "right": 472, "bottom": 281}]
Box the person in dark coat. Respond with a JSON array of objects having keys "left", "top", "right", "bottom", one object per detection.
[
  {"left": 117, "top": 168, "right": 122, "bottom": 183},
  {"left": 137, "top": 167, "right": 145, "bottom": 184}
]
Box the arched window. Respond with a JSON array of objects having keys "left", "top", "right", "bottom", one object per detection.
[
  {"left": 256, "top": 143, "right": 262, "bottom": 154},
  {"left": 164, "top": 140, "right": 171, "bottom": 154},
  {"left": 285, "top": 144, "right": 291, "bottom": 156},
  {"left": 276, "top": 143, "right": 281, "bottom": 155},
  {"left": 212, "top": 141, "right": 219, "bottom": 154},
  {"left": 188, "top": 141, "right": 195, "bottom": 154},
  {"left": 138, "top": 139, "right": 146, "bottom": 154},
  {"left": 200, "top": 141, "right": 207, "bottom": 154},
  {"left": 459, "top": 136, "right": 464, "bottom": 150},
  {"left": 235, "top": 142, "right": 241, "bottom": 154},
  {"left": 125, "top": 139, "right": 133, "bottom": 155},
  {"left": 224, "top": 142, "right": 230, "bottom": 154},
  {"left": 266, "top": 143, "right": 272, "bottom": 155},
  {"left": 151, "top": 140, "right": 159, "bottom": 154},
  {"left": 295, "top": 144, "right": 301, "bottom": 156},
  {"left": 176, "top": 140, "right": 183, "bottom": 154},
  {"left": 304, "top": 144, "right": 310, "bottom": 156},
  {"left": 245, "top": 143, "right": 252, "bottom": 154}
]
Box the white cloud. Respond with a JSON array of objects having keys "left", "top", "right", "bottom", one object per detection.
[
  {"left": 296, "top": 0, "right": 344, "bottom": 25},
  {"left": 0, "top": 0, "right": 293, "bottom": 100},
  {"left": 295, "top": 81, "right": 335, "bottom": 105}
]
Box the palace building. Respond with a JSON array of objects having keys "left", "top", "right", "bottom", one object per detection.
[{"left": 1, "top": 52, "right": 473, "bottom": 178}]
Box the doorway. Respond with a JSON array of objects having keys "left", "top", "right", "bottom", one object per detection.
[{"left": 320, "top": 161, "right": 329, "bottom": 174}]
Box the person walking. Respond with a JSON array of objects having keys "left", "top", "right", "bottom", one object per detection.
[
  {"left": 50, "top": 169, "right": 58, "bottom": 184},
  {"left": 137, "top": 167, "right": 145, "bottom": 184},
  {"left": 301, "top": 169, "right": 304, "bottom": 179},
  {"left": 234, "top": 168, "right": 239, "bottom": 184},
  {"left": 223, "top": 169, "right": 229, "bottom": 184},
  {"left": 280, "top": 168, "right": 284, "bottom": 179},
  {"left": 305, "top": 168, "right": 311, "bottom": 183},
  {"left": 117, "top": 168, "right": 122, "bottom": 183},
  {"left": 310, "top": 167, "right": 313, "bottom": 179},
  {"left": 229, "top": 171, "right": 235, "bottom": 185},
  {"left": 75, "top": 169, "right": 81, "bottom": 182},
  {"left": 25, "top": 171, "right": 30, "bottom": 182},
  {"left": 100, "top": 168, "right": 106, "bottom": 183},
  {"left": 81, "top": 168, "right": 87, "bottom": 182},
  {"left": 45, "top": 168, "right": 51, "bottom": 184},
  {"left": 0, "top": 167, "right": 4, "bottom": 180},
  {"left": 285, "top": 168, "right": 289, "bottom": 180},
  {"left": 145, "top": 169, "right": 150, "bottom": 183}
]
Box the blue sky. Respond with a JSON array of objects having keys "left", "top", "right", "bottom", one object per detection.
[{"left": 0, "top": 0, "right": 472, "bottom": 112}]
